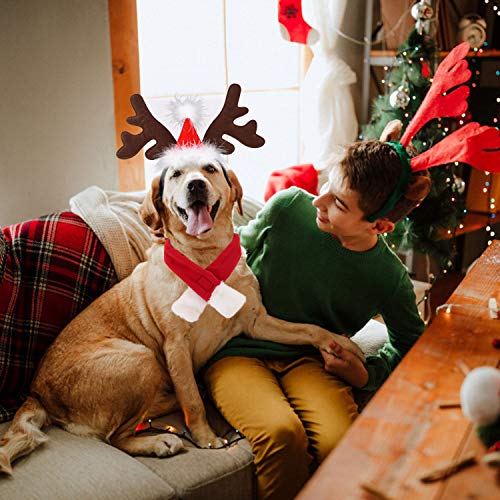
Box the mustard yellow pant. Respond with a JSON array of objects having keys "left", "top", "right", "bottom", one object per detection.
[{"left": 204, "top": 355, "right": 358, "bottom": 500}]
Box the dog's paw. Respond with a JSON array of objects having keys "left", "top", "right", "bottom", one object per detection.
[
  {"left": 205, "top": 436, "right": 228, "bottom": 449},
  {"left": 191, "top": 429, "right": 228, "bottom": 449},
  {"left": 0, "top": 451, "right": 13, "bottom": 476},
  {"left": 331, "top": 334, "right": 366, "bottom": 362},
  {"left": 153, "top": 434, "right": 184, "bottom": 457}
]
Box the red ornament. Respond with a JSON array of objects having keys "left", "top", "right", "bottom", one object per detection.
[
  {"left": 421, "top": 61, "right": 430, "bottom": 78},
  {"left": 492, "top": 338, "right": 500, "bottom": 349}
]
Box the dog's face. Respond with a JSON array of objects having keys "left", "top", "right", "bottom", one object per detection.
[{"left": 140, "top": 147, "right": 243, "bottom": 242}]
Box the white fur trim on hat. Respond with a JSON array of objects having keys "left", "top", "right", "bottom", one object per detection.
[{"left": 153, "top": 143, "right": 226, "bottom": 177}]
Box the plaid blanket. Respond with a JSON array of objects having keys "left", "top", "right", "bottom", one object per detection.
[{"left": 0, "top": 212, "right": 116, "bottom": 422}]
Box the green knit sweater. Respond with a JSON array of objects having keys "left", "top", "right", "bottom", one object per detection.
[{"left": 210, "top": 187, "right": 425, "bottom": 391}]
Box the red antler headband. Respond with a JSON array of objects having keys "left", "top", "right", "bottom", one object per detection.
[{"left": 368, "top": 42, "right": 500, "bottom": 223}]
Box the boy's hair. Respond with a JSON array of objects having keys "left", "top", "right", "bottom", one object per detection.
[{"left": 338, "top": 140, "right": 431, "bottom": 223}]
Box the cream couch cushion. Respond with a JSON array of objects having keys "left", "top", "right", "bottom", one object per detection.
[
  {"left": 0, "top": 423, "right": 175, "bottom": 500},
  {"left": 137, "top": 406, "right": 255, "bottom": 500}
]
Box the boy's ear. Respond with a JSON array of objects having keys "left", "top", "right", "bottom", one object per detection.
[
  {"left": 227, "top": 169, "right": 244, "bottom": 216},
  {"left": 380, "top": 120, "right": 403, "bottom": 142},
  {"left": 371, "top": 218, "right": 395, "bottom": 234}
]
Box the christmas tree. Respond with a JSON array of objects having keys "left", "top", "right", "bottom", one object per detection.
[{"left": 362, "top": 29, "right": 467, "bottom": 269}]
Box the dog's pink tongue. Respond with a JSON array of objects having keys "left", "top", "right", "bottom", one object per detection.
[{"left": 186, "top": 205, "right": 213, "bottom": 236}]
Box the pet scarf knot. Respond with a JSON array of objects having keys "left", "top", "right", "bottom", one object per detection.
[{"left": 164, "top": 234, "right": 246, "bottom": 322}]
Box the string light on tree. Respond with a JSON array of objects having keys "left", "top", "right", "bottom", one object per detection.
[
  {"left": 483, "top": 170, "right": 497, "bottom": 246},
  {"left": 483, "top": 0, "right": 500, "bottom": 16},
  {"left": 362, "top": 26, "right": 469, "bottom": 268}
]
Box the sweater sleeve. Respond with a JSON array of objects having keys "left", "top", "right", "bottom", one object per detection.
[
  {"left": 363, "top": 273, "right": 425, "bottom": 391},
  {"left": 236, "top": 188, "right": 298, "bottom": 255}
]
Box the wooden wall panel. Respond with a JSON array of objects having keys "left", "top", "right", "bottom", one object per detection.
[
  {"left": 466, "top": 170, "right": 499, "bottom": 214},
  {"left": 108, "top": 0, "right": 144, "bottom": 191}
]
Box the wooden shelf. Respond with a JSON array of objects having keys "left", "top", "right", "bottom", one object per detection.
[
  {"left": 437, "top": 212, "right": 497, "bottom": 240},
  {"left": 370, "top": 49, "right": 500, "bottom": 66}
]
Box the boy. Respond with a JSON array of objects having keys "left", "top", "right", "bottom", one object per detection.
[{"left": 204, "top": 129, "right": 431, "bottom": 500}]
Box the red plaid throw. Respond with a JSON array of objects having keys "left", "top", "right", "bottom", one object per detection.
[{"left": 0, "top": 212, "right": 115, "bottom": 422}]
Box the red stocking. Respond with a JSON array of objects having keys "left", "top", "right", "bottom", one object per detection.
[{"left": 278, "top": 0, "right": 319, "bottom": 45}]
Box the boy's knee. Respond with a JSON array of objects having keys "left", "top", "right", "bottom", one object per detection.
[
  {"left": 255, "top": 414, "right": 308, "bottom": 458},
  {"left": 315, "top": 416, "right": 354, "bottom": 463}
]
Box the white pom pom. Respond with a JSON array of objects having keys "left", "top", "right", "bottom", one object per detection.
[
  {"left": 460, "top": 367, "right": 500, "bottom": 426},
  {"left": 167, "top": 95, "right": 206, "bottom": 131}
]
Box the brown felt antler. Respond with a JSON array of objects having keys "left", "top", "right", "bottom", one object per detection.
[
  {"left": 400, "top": 42, "right": 472, "bottom": 148},
  {"left": 203, "top": 83, "right": 265, "bottom": 154},
  {"left": 116, "top": 94, "right": 177, "bottom": 160}
]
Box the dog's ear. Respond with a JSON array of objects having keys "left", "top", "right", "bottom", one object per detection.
[
  {"left": 139, "top": 176, "right": 165, "bottom": 231},
  {"left": 380, "top": 120, "right": 403, "bottom": 143},
  {"left": 227, "top": 169, "right": 244, "bottom": 216}
]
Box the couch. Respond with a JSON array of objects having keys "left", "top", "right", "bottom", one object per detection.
[
  {"left": 0, "top": 319, "right": 390, "bottom": 500},
  {"left": 0, "top": 404, "right": 256, "bottom": 500},
  {"left": 0, "top": 195, "right": 409, "bottom": 499}
]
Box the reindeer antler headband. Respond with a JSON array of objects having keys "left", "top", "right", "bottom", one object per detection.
[
  {"left": 367, "top": 42, "right": 500, "bottom": 223},
  {"left": 116, "top": 83, "right": 265, "bottom": 172}
]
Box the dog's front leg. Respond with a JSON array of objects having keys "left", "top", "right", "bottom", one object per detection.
[
  {"left": 248, "top": 312, "right": 366, "bottom": 362},
  {"left": 163, "top": 340, "right": 227, "bottom": 449}
]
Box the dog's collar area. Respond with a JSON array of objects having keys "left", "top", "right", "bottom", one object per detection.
[
  {"left": 164, "top": 234, "right": 241, "bottom": 302},
  {"left": 163, "top": 233, "right": 246, "bottom": 322}
]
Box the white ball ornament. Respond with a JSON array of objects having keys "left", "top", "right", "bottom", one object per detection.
[
  {"left": 454, "top": 176, "right": 466, "bottom": 194},
  {"left": 411, "top": 0, "right": 434, "bottom": 34},
  {"left": 389, "top": 86, "right": 411, "bottom": 109},
  {"left": 460, "top": 367, "right": 500, "bottom": 426},
  {"left": 411, "top": 1, "right": 434, "bottom": 21}
]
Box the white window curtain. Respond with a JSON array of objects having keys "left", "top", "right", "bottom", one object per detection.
[{"left": 301, "top": 0, "right": 358, "bottom": 168}]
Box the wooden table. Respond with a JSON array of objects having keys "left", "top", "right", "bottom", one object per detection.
[{"left": 298, "top": 241, "right": 500, "bottom": 500}]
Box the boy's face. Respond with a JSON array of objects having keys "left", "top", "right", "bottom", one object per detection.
[{"left": 312, "top": 167, "right": 374, "bottom": 239}]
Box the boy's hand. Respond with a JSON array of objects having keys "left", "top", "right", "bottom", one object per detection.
[{"left": 321, "top": 340, "right": 368, "bottom": 388}]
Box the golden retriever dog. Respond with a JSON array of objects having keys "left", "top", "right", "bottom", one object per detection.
[{"left": 0, "top": 144, "right": 364, "bottom": 475}]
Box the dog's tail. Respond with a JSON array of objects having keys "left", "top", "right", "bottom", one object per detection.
[{"left": 0, "top": 396, "right": 49, "bottom": 475}]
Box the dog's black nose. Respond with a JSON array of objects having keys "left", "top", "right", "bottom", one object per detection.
[{"left": 187, "top": 180, "right": 206, "bottom": 193}]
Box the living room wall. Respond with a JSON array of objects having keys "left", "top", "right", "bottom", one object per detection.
[{"left": 0, "top": 0, "right": 117, "bottom": 227}]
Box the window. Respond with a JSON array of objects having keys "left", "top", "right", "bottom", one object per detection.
[{"left": 137, "top": 0, "right": 302, "bottom": 201}]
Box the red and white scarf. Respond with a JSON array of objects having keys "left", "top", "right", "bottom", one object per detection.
[{"left": 164, "top": 234, "right": 246, "bottom": 322}]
